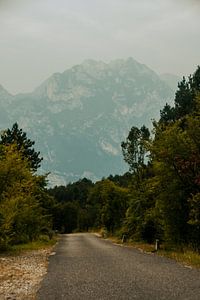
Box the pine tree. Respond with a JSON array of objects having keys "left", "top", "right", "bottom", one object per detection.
[{"left": 0, "top": 123, "right": 42, "bottom": 171}]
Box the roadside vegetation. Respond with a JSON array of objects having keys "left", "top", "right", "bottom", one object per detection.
[
  {"left": 0, "top": 67, "right": 199, "bottom": 268},
  {"left": 9, "top": 236, "right": 57, "bottom": 253},
  {"left": 0, "top": 123, "right": 56, "bottom": 251}
]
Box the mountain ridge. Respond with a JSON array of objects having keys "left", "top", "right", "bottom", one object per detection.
[{"left": 0, "top": 58, "right": 178, "bottom": 185}]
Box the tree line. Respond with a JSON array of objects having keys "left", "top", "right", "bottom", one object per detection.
[{"left": 0, "top": 66, "right": 199, "bottom": 252}]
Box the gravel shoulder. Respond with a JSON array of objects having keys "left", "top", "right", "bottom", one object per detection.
[{"left": 0, "top": 247, "right": 53, "bottom": 300}]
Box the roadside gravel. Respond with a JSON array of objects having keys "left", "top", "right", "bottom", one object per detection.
[{"left": 0, "top": 248, "right": 52, "bottom": 300}]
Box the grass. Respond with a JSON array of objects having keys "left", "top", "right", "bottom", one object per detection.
[
  {"left": 157, "top": 248, "right": 200, "bottom": 268},
  {"left": 1, "top": 235, "right": 58, "bottom": 254},
  {"left": 100, "top": 232, "right": 200, "bottom": 269}
]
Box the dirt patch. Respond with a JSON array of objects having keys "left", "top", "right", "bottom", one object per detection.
[{"left": 0, "top": 248, "right": 52, "bottom": 300}]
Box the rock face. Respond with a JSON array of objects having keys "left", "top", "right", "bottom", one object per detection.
[{"left": 0, "top": 58, "right": 176, "bottom": 185}]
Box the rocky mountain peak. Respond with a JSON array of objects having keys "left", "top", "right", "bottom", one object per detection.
[
  {"left": 33, "top": 58, "right": 172, "bottom": 103},
  {"left": 0, "top": 58, "right": 177, "bottom": 185}
]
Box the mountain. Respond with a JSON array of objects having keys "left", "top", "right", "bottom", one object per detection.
[
  {"left": 0, "top": 58, "right": 175, "bottom": 185},
  {"left": 160, "top": 73, "right": 181, "bottom": 91}
]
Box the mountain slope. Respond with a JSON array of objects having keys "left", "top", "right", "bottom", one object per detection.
[
  {"left": 160, "top": 73, "right": 181, "bottom": 91},
  {"left": 0, "top": 58, "right": 174, "bottom": 185}
]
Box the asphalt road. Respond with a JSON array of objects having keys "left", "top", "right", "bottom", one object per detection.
[{"left": 37, "top": 233, "right": 200, "bottom": 300}]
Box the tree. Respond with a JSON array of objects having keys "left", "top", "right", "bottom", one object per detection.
[
  {"left": 121, "top": 125, "right": 150, "bottom": 175},
  {"left": 48, "top": 178, "right": 94, "bottom": 232},
  {"left": 159, "top": 66, "right": 200, "bottom": 124},
  {"left": 174, "top": 77, "right": 194, "bottom": 119},
  {"left": 151, "top": 99, "right": 200, "bottom": 247},
  {"left": 160, "top": 103, "right": 175, "bottom": 124},
  {"left": 189, "top": 66, "right": 200, "bottom": 93},
  {"left": 0, "top": 144, "right": 51, "bottom": 248},
  {"left": 87, "top": 180, "right": 129, "bottom": 233},
  {"left": 122, "top": 67, "right": 200, "bottom": 248},
  {"left": 0, "top": 123, "right": 42, "bottom": 171},
  {"left": 188, "top": 193, "right": 200, "bottom": 251}
]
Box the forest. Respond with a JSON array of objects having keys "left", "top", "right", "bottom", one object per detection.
[{"left": 0, "top": 66, "right": 200, "bottom": 252}]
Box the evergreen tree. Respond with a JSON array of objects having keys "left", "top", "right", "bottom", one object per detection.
[
  {"left": 160, "top": 66, "right": 200, "bottom": 123},
  {"left": 0, "top": 123, "right": 42, "bottom": 171}
]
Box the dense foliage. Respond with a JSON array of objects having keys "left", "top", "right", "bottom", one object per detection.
[
  {"left": 48, "top": 178, "right": 94, "bottom": 233},
  {"left": 0, "top": 126, "right": 53, "bottom": 250}
]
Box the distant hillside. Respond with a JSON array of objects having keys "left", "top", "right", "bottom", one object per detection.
[
  {"left": 0, "top": 58, "right": 174, "bottom": 185},
  {"left": 160, "top": 73, "right": 181, "bottom": 91}
]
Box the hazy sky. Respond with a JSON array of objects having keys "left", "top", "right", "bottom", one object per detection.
[{"left": 0, "top": 0, "right": 199, "bottom": 94}]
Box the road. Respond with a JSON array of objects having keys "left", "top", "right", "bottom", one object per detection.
[{"left": 37, "top": 233, "right": 200, "bottom": 300}]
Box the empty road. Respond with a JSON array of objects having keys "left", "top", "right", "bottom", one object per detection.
[{"left": 37, "top": 233, "right": 200, "bottom": 300}]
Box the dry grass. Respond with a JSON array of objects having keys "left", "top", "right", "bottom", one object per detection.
[
  {"left": 157, "top": 249, "right": 200, "bottom": 268},
  {"left": 102, "top": 234, "right": 200, "bottom": 269}
]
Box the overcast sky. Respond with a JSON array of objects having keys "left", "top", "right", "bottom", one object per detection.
[{"left": 0, "top": 0, "right": 199, "bottom": 94}]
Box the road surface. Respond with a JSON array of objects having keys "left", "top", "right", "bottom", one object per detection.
[{"left": 37, "top": 233, "right": 200, "bottom": 299}]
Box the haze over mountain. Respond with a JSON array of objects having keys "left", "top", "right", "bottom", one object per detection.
[
  {"left": 160, "top": 73, "right": 181, "bottom": 91},
  {"left": 0, "top": 58, "right": 177, "bottom": 185}
]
